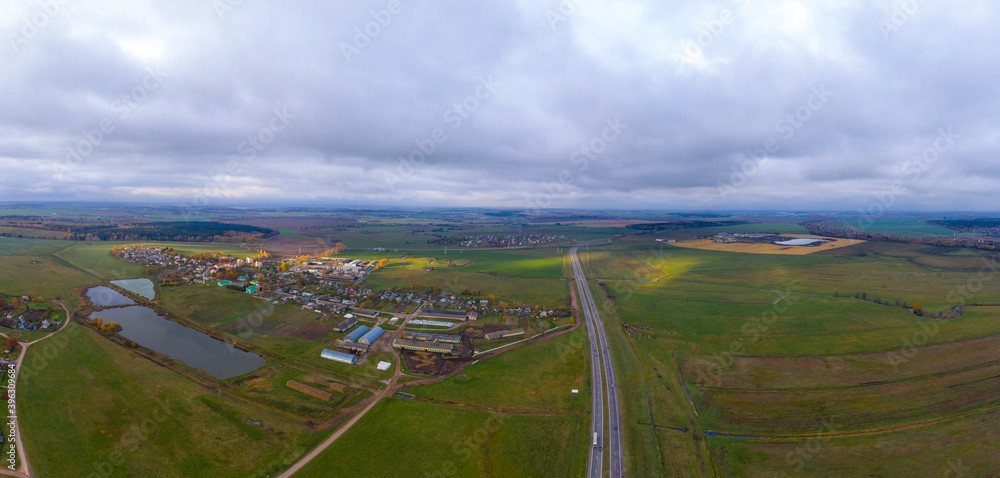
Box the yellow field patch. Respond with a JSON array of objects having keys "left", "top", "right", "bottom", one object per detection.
[{"left": 669, "top": 234, "right": 865, "bottom": 255}]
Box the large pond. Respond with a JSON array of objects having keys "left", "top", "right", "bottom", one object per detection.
[
  {"left": 87, "top": 286, "right": 136, "bottom": 307},
  {"left": 111, "top": 278, "right": 156, "bottom": 300},
  {"left": 89, "top": 306, "right": 265, "bottom": 380},
  {"left": 774, "top": 238, "right": 829, "bottom": 246}
]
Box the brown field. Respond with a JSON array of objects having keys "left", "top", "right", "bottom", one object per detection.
[
  {"left": 284, "top": 308, "right": 321, "bottom": 325},
  {"left": 287, "top": 380, "right": 334, "bottom": 401},
  {"left": 670, "top": 234, "right": 865, "bottom": 255},
  {"left": 302, "top": 375, "right": 348, "bottom": 393},
  {"left": 271, "top": 321, "right": 330, "bottom": 340},
  {"left": 401, "top": 349, "right": 446, "bottom": 375},
  {"left": 262, "top": 234, "right": 340, "bottom": 256}
]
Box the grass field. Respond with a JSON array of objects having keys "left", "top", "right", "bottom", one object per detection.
[
  {"left": 294, "top": 397, "right": 589, "bottom": 478},
  {"left": 836, "top": 216, "right": 960, "bottom": 238},
  {"left": 708, "top": 407, "right": 1000, "bottom": 477},
  {"left": 19, "top": 322, "right": 324, "bottom": 478},
  {"left": 580, "top": 235, "right": 1000, "bottom": 475},
  {"left": 8, "top": 217, "right": 1000, "bottom": 476},
  {"left": 0, "top": 237, "right": 52, "bottom": 255},
  {"left": 411, "top": 326, "right": 590, "bottom": 412}
]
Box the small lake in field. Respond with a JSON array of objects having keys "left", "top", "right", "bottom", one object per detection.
[
  {"left": 89, "top": 306, "right": 265, "bottom": 380},
  {"left": 87, "top": 286, "right": 136, "bottom": 307},
  {"left": 774, "top": 238, "right": 829, "bottom": 246},
  {"left": 111, "top": 278, "right": 156, "bottom": 300}
]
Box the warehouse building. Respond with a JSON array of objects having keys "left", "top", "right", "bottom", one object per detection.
[
  {"left": 485, "top": 328, "right": 525, "bottom": 340},
  {"left": 402, "top": 330, "right": 462, "bottom": 343},
  {"left": 419, "top": 309, "right": 469, "bottom": 321},
  {"left": 333, "top": 316, "right": 358, "bottom": 332},
  {"left": 345, "top": 325, "right": 370, "bottom": 342},
  {"left": 392, "top": 338, "right": 454, "bottom": 353},
  {"left": 358, "top": 326, "right": 385, "bottom": 345},
  {"left": 320, "top": 349, "right": 358, "bottom": 364}
]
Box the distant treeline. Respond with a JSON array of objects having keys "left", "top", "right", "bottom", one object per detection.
[
  {"left": 0, "top": 220, "right": 277, "bottom": 243},
  {"left": 66, "top": 221, "right": 277, "bottom": 242},
  {"left": 803, "top": 220, "right": 1000, "bottom": 252},
  {"left": 625, "top": 220, "right": 748, "bottom": 231}
]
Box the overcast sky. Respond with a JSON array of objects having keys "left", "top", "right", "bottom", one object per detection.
[{"left": 1, "top": 0, "right": 998, "bottom": 211}]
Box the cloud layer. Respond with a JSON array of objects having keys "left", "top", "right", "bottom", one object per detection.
[{"left": 2, "top": 0, "right": 998, "bottom": 211}]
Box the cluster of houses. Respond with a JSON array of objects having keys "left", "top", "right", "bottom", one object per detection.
[
  {"left": 710, "top": 232, "right": 778, "bottom": 243},
  {"left": 433, "top": 234, "right": 568, "bottom": 247},
  {"left": 115, "top": 246, "right": 570, "bottom": 332},
  {"left": 291, "top": 258, "right": 374, "bottom": 281},
  {"left": 0, "top": 308, "right": 58, "bottom": 331},
  {"left": 115, "top": 246, "right": 262, "bottom": 286}
]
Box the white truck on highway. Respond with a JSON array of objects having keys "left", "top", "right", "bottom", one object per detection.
[{"left": 593, "top": 432, "right": 598, "bottom": 447}]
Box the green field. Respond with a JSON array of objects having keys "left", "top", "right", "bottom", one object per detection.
[
  {"left": 578, "top": 235, "right": 1000, "bottom": 475},
  {"left": 835, "top": 216, "right": 960, "bottom": 237},
  {"left": 411, "top": 326, "right": 590, "bottom": 412},
  {"left": 294, "top": 397, "right": 589, "bottom": 478},
  {"left": 7, "top": 214, "right": 1000, "bottom": 476},
  {"left": 0, "top": 237, "right": 53, "bottom": 254},
  {"left": 19, "top": 322, "right": 323, "bottom": 478},
  {"left": 0, "top": 240, "right": 255, "bottom": 310}
]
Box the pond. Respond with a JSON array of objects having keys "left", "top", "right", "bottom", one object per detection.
[
  {"left": 87, "top": 286, "right": 136, "bottom": 307},
  {"left": 774, "top": 238, "right": 829, "bottom": 246},
  {"left": 111, "top": 278, "right": 156, "bottom": 300},
  {"left": 89, "top": 306, "right": 265, "bottom": 380}
]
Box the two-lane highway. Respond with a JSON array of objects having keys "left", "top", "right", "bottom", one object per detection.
[{"left": 571, "top": 240, "right": 623, "bottom": 477}]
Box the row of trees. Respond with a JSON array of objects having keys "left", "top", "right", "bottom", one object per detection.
[
  {"left": 320, "top": 243, "right": 348, "bottom": 256},
  {"left": 86, "top": 317, "right": 123, "bottom": 336}
]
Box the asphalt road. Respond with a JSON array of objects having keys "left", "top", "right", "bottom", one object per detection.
[{"left": 571, "top": 240, "right": 623, "bottom": 477}]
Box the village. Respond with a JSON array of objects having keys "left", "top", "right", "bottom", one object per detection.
[
  {"left": 111, "top": 245, "right": 571, "bottom": 374},
  {"left": 429, "top": 233, "right": 568, "bottom": 247}
]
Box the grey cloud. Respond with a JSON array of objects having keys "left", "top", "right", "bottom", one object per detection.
[{"left": 2, "top": 0, "right": 999, "bottom": 210}]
